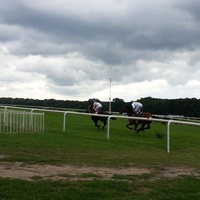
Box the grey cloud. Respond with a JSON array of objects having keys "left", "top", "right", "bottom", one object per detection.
[
  {"left": 2, "top": 0, "right": 200, "bottom": 61},
  {"left": 1, "top": 0, "right": 200, "bottom": 100},
  {"left": 176, "top": 0, "right": 200, "bottom": 21}
]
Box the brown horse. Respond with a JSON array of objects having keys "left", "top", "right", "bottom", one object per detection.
[
  {"left": 87, "top": 105, "right": 116, "bottom": 129},
  {"left": 120, "top": 105, "right": 153, "bottom": 133}
]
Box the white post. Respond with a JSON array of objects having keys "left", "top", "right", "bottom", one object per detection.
[
  {"left": 108, "top": 78, "right": 112, "bottom": 114},
  {"left": 107, "top": 116, "right": 111, "bottom": 140},
  {"left": 63, "top": 112, "right": 68, "bottom": 132},
  {"left": 167, "top": 120, "right": 172, "bottom": 153}
]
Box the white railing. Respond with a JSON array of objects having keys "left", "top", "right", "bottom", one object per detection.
[
  {"left": 0, "top": 109, "right": 44, "bottom": 133},
  {"left": 1, "top": 105, "right": 200, "bottom": 153},
  {"left": 64, "top": 111, "right": 200, "bottom": 153}
]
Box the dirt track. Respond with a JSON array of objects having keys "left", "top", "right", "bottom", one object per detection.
[{"left": 0, "top": 161, "right": 199, "bottom": 181}]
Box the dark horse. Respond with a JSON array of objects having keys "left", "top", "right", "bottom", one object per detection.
[
  {"left": 87, "top": 105, "right": 116, "bottom": 129},
  {"left": 120, "top": 105, "right": 153, "bottom": 133}
]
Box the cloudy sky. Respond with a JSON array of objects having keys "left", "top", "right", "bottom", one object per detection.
[{"left": 1, "top": 0, "right": 200, "bottom": 102}]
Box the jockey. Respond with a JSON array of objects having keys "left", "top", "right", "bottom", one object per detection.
[
  {"left": 131, "top": 100, "right": 143, "bottom": 116},
  {"left": 93, "top": 99, "right": 102, "bottom": 114}
]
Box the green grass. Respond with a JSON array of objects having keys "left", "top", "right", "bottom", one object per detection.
[
  {"left": 0, "top": 109, "right": 200, "bottom": 199},
  {"left": 0, "top": 177, "right": 200, "bottom": 199},
  {"left": 1, "top": 111, "right": 199, "bottom": 168}
]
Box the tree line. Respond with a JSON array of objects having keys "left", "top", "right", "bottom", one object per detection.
[{"left": 0, "top": 97, "right": 199, "bottom": 117}]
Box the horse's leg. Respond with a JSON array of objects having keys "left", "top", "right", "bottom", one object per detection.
[
  {"left": 146, "top": 122, "right": 151, "bottom": 129},
  {"left": 143, "top": 122, "right": 151, "bottom": 131},
  {"left": 134, "top": 123, "right": 138, "bottom": 131},
  {"left": 126, "top": 119, "right": 136, "bottom": 130},
  {"left": 96, "top": 123, "right": 101, "bottom": 129},
  {"left": 102, "top": 121, "right": 107, "bottom": 129},
  {"left": 94, "top": 121, "right": 100, "bottom": 129},
  {"left": 102, "top": 118, "right": 107, "bottom": 129},
  {"left": 100, "top": 117, "right": 107, "bottom": 129},
  {"left": 92, "top": 117, "right": 101, "bottom": 129},
  {"left": 136, "top": 123, "right": 145, "bottom": 133},
  {"left": 126, "top": 123, "right": 133, "bottom": 130},
  {"left": 136, "top": 127, "right": 142, "bottom": 133},
  {"left": 136, "top": 122, "right": 151, "bottom": 133}
]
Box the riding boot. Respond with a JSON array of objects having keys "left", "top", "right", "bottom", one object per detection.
[
  {"left": 136, "top": 112, "right": 142, "bottom": 124},
  {"left": 133, "top": 113, "right": 138, "bottom": 124}
]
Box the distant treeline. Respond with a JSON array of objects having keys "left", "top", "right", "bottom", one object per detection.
[{"left": 0, "top": 97, "right": 200, "bottom": 117}]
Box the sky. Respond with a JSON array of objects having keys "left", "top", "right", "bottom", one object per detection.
[{"left": 1, "top": 0, "right": 200, "bottom": 102}]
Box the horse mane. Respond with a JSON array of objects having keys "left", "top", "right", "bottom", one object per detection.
[
  {"left": 125, "top": 105, "right": 133, "bottom": 113},
  {"left": 87, "top": 105, "right": 94, "bottom": 113}
]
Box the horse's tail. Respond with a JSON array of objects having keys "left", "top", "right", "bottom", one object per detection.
[
  {"left": 151, "top": 115, "right": 160, "bottom": 119},
  {"left": 152, "top": 115, "right": 169, "bottom": 119},
  {"left": 151, "top": 115, "right": 166, "bottom": 125}
]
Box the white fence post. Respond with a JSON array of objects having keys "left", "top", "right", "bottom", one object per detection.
[
  {"left": 107, "top": 116, "right": 111, "bottom": 140},
  {"left": 167, "top": 120, "right": 172, "bottom": 153},
  {"left": 63, "top": 112, "right": 67, "bottom": 132}
]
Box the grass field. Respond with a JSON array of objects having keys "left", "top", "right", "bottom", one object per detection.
[{"left": 0, "top": 109, "right": 200, "bottom": 199}]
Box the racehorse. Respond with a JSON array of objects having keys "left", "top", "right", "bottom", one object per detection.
[
  {"left": 119, "top": 105, "right": 153, "bottom": 133},
  {"left": 87, "top": 105, "right": 116, "bottom": 129}
]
